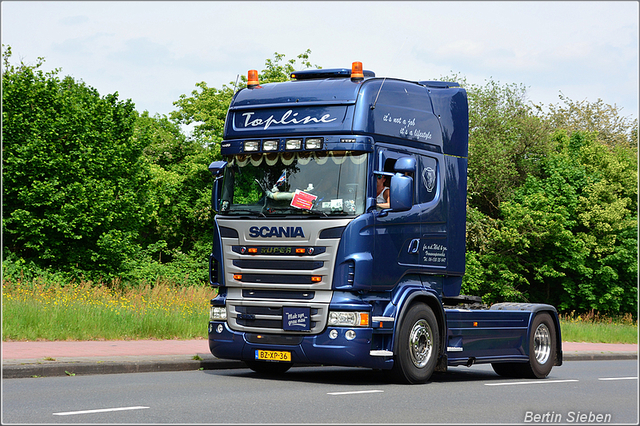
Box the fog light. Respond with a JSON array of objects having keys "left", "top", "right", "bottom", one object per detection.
[
  {"left": 216, "top": 324, "right": 224, "bottom": 333},
  {"left": 345, "top": 330, "right": 356, "bottom": 340},
  {"left": 329, "top": 329, "right": 338, "bottom": 339}
]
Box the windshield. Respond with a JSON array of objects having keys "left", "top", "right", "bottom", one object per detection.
[{"left": 219, "top": 151, "right": 368, "bottom": 216}]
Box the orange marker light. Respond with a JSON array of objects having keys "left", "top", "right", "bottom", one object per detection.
[
  {"left": 351, "top": 62, "right": 364, "bottom": 80},
  {"left": 359, "top": 313, "right": 370, "bottom": 327},
  {"left": 248, "top": 248, "right": 258, "bottom": 254},
  {"left": 233, "top": 274, "right": 243, "bottom": 280},
  {"left": 473, "top": 322, "right": 478, "bottom": 327},
  {"left": 296, "top": 248, "right": 306, "bottom": 254},
  {"left": 247, "top": 69, "right": 260, "bottom": 87},
  {"left": 311, "top": 276, "right": 322, "bottom": 282}
]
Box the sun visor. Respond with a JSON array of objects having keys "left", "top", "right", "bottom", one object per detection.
[{"left": 225, "top": 104, "right": 354, "bottom": 138}]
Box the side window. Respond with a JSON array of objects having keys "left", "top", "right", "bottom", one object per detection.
[{"left": 418, "top": 155, "right": 438, "bottom": 204}]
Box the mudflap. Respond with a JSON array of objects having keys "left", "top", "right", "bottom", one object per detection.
[{"left": 435, "top": 353, "right": 448, "bottom": 373}]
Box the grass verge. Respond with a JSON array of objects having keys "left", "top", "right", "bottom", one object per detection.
[
  {"left": 559, "top": 311, "right": 637, "bottom": 345},
  {"left": 2, "top": 280, "right": 637, "bottom": 344},
  {"left": 2, "top": 279, "right": 215, "bottom": 341}
]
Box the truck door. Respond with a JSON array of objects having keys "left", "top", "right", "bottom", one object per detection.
[
  {"left": 417, "top": 153, "right": 447, "bottom": 273},
  {"left": 371, "top": 149, "right": 422, "bottom": 291}
]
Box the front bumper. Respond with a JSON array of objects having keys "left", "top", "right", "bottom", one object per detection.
[{"left": 208, "top": 321, "right": 394, "bottom": 370}]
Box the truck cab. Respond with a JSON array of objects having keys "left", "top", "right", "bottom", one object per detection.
[{"left": 207, "top": 63, "right": 561, "bottom": 383}]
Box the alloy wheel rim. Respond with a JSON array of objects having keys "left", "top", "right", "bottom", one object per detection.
[
  {"left": 409, "top": 319, "right": 433, "bottom": 368},
  {"left": 534, "top": 323, "right": 551, "bottom": 364}
]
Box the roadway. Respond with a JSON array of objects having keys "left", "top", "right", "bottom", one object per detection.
[{"left": 2, "top": 359, "right": 637, "bottom": 423}]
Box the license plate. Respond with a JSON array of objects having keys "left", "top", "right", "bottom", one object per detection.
[{"left": 255, "top": 349, "right": 291, "bottom": 362}]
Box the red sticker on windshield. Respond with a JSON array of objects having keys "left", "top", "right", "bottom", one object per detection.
[{"left": 290, "top": 190, "right": 317, "bottom": 210}]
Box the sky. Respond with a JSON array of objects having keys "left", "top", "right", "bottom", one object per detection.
[{"left": 2, "top": 1, "right": 639, "bottom": 125}]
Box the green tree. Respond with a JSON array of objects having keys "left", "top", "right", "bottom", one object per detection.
[
  {"left": 127, "top": 111, "right": 215, "bottom": 285},
  {"left": 2, "top": 46, "right": 152, "bottom": 279},
  {"left": 537, "top": 93, "right": 638, "bottom": 149},
  {"left": 464, "top": 130, "right": 637, "bottom": 315}
]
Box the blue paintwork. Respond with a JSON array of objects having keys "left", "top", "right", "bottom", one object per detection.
[
  {"left": 209, "top": 66, "right": 562, "bottom": 371},
  {"left": 209, "top": 321, "right": 392, "bottom": 369}
]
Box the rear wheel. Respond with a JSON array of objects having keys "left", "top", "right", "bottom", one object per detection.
[
  {"left": 389, "top": 303, "right": 439, "bottom": 384},
  {"left": 492, "top": 312, "right": 556, "bottom": 379},
  {"left": 245, "top": 360, "right": 293, "bottom": 375}
]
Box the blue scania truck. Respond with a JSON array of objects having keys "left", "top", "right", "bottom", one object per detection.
[{"left": 207, "top": 62, "right": 562, "bottom": 383}]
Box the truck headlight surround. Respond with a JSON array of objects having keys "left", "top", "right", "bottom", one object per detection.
[
  {"left": 328, "top": 311, "right": 370, "bottom": 327},
  {"left": 210, "top": 306, "right": 227, "bottom": 321}
]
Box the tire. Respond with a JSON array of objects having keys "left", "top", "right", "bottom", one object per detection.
[
  {"left": 491, "top": 362, "right": 523, "bottom": 377},
  {"left": 245, "top": 360, "right": 293, "bottom": 375},
  {"left": 491, "top": 312, "right": 556, "bottom": 379},
  {"left": 389, "top": 303, "right": 439, "bottom": 384}
]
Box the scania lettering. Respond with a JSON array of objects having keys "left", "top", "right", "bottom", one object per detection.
[
  {"left": 248, "top": 226, "right": 305, "bottom": 238},
  {"left": 207, "top": 62, "right": 563, "bottom": 383}
]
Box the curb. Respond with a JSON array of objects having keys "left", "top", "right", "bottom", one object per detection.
[
  {"left": 3, "top": 352, "right": 636, "bottom": 379},
  {"left": 561, "top": 351, "right": 638, "bottom": 362},
  {"left": 2, "top": 354, "right": 246, "bottom": 379}
]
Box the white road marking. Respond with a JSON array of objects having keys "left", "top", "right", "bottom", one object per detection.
[
  {"left": 53, "top": 406, "right": 150, "bottom": 416},
  {"left": 485, "top": 379, "right": 579, "bottom": 386},
  {"left": 327, "top": 390, "right": 384, "bottom": 395},
  {"left": 598, "top": 376, "right": 638, "bottom": 381}
]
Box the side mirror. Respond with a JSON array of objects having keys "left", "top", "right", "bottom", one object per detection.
[
  {"left": 390, "top": 174, "right": 413, "bottom": 211},
  {"left": 394, "top": 157, "right": 416, "bottom": 174},
  {"left": 208, "top": 161, "right": 227, "bottom": 213},
  {"left": 208, "top": 161, "right": 227, "bottom": 177}
]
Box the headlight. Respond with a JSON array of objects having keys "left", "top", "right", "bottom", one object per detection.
[
  {"left": 328, "top": 311, "right": 370, "bottom": 327},
  {"left": 210, "top": 306, "right": 227, "bottom": 321}
]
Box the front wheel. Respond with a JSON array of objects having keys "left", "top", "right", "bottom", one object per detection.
[{"left": 389, "top": 303, "right": 439, "bottom": 384}]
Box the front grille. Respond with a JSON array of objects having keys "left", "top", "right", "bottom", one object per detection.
[
  {"left": 242, "top": 289, "right": 315, "bottom": 300},
  {"left": 217, "top": 217, "right": 354, "bottom": 334},
  {"left": 233, "top": 259, "right": 323, "bottom": 270},
  {"left": 236, "top": 274, "right": 320, "bottom": 284},
  {"left": 227, "top": 300, "right": 327, "bottom": 334}
]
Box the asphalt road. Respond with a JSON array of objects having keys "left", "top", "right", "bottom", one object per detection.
[{"left": 2, "top": 359, "right": 637, "bottom": 424}]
